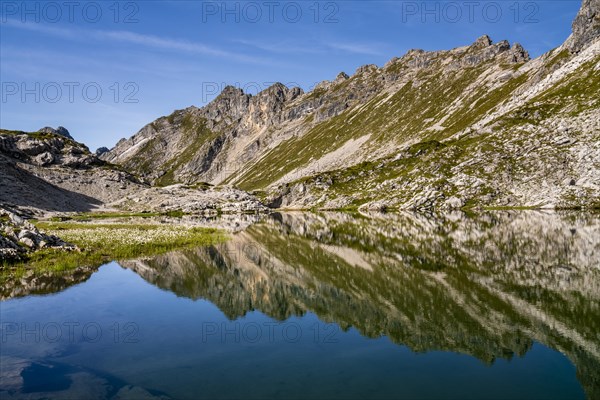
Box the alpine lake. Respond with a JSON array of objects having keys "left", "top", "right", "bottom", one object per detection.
[{"left": 1, "top": 210, "right": 599, "bottom": 399}]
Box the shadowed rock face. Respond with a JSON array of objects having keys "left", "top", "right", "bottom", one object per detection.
[
  {"left": 0, "top": 129, "right": 143, "bottom": 214},
  {"left": 117, "top": 211, "right": 600, "bottom": 398}
]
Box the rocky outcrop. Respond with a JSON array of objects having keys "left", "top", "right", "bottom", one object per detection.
[
  {"left": 38, "top": 126, "right": 74, "bottom": 140},
  {"left": 95, "top": 146, "right": 109, "bottom": 156},
  {"left": 461, "top": 35, "right": 530, "bottom": 66},
  {"left": 0, "top": 207, "right": 77, "bottom": 261},
  {"left": 0, "top": 129, "right": 145, "bottom": 214},
  {"left": 111, "top": 184, "right": 270, "bottom": 214},
  {"left": 568, "top": 0, "right": 600, "bottom": 53},
  {"left": 0, "top": 129, "right": 272, "bottom": 215},
  {"left": 0, "top": 129, "right": 99, "bottom": 168}
]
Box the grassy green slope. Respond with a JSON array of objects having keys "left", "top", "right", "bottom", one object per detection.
[
  {"left": 120, "top": 112, "right": 220, "bottom": 186},
  {"left": 234, "top": 58, "right": 530, "bottom": 191},
  {"left": 266, "top": 53, "right": 600, "bottom": 209}
]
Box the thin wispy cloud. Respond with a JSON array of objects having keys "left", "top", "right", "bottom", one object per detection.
[
  {"left": 94, "top": 30, "right": 233, "bottom": 58},
  {"left": 2, "top": 19, "right": 270, "bottom": 64},
  {"left": 2, "top": 18, "right": 74, "bottom": 37},
  {"left": 327, "top": 42, "right": 384, "bottom": 56},
  {"left": 1, "top": 45, "right": 200, "bottom": 80},
  {"left": 234, "top": 38, "right": 386, "bottom": 56},
  {"left": 232, "top": 39, "right": 322, "bottom": 55}
]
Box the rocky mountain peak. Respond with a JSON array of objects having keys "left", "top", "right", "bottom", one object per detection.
[
  {"left": 95, "top": 147, "right": 109, "bottom": 157},
  {"left": 287, "top": 86, "right": 304, "bottom": 100},
  {"left": 506, "top": 42, "right": 530, "bottom": 63},
  {"left": 355, "top": 64, "right": 379, "bottom": 75},
  {"left": 253, "top": 82, "right": 303, "bottom": 104},
  {"left": 203, "top": 85, "right": 252, "bottom": 123},
  {"left": 462, "top": 36, "right": 529, "bottom": 66},
  {"left": 406, "top": 49, "right": 425, "bottom": 55},
  {"left": 263, "top": 81, "right": 287, "bottom": 93},
  {"left": 335, "top": 72, "right": 350, "bottom": 83},
  {"left": 473, "top": 34, "right": 493, "bottom": 49},
  {"left": 256, "top": 82, "right": 288, "bottom": 100},
  {"left": 38, "top": 126, "right": 73, "bottom": 140},
  {"left": 568, "top": 0, "right": 600, "bottom": 53},
  {"left": 1, "top": 129, "right": 100, "bottom": 168},
  {"left": 216, "top": 85, "right": 247, "bottom": 100},
  {"left": 247, "top": 83, "right": 304, "bottom": 126}
]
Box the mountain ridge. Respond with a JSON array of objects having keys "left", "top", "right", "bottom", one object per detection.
[
  {"left": 102, "top": 34, "right": 533, "bottom": 186},
  {"left": 102, "top": 1, "right": 600, "bottom": 211}
]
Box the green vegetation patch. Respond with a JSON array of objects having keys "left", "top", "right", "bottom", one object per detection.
[
  {"left": 544, "top": 48, "right": 571, "bottom": 71},
  {"left": 440, "top": 71, "right": 529, "bottom": 138},
  {"left": 234, "top": 62, "right": 508, "bottom": 191},
  {"left": 2, "top": 222, "right": 227, "bottom": 275},
  {"left": 532, "top": 57, "right": 600, "bottom": 115},
  {"left": 155, "top": 117, "right": 220, "bottom": 186}
]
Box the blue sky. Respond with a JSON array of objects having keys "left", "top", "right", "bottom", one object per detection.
[{"left": 0, "top": 0, "right": 582, "bottom": 151}]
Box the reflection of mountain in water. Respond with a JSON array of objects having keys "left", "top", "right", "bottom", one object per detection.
[
  {"left": 121, "top": 211, "right": 600, "bottom": 398},
  {"left": 0, "top": 213, "right": 263, "bottom": 300},
  {"left": 0, "top": 266, "right": 95, "bottom": 300}
]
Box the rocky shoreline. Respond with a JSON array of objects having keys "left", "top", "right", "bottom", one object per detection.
[{"left": 0, "top": 207, "right": 78, "bottom": 262}]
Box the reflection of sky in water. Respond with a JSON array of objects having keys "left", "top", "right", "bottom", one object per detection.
[{"left": 1, "top": 211, "right": 599, "bottom": 399}]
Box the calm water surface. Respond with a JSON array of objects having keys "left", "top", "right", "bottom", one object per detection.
[{"left": 1, "top": 211, "right": 599, "bottom": 399}]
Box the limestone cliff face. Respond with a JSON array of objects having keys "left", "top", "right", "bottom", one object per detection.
[
  {"left": 568, "top": 0, "right": 600, "bottom": 53},
  {"left": 104, "top": 0, "right": 599, "bottom": 210}
]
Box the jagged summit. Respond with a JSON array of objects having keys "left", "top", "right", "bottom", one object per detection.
[
  {"left": 463, "top": 36, "right": 530, "bottom": 65},
  {"left": 473, "top": 34, "right": 493, "bottom": 48},
  {"left": 95, "top": 147, "right": 109, "bottom": 156},
  {"left": 468, "top": 35, "right": 529, "bottom": 61},
  {"left": 215, "top": 82, "right": 303, "bottom": 100},
  {"left": 38, "top": 126, "right": 73, "bottom": 140},
  {"left": 335, "top": 72, "right": 349, "bottom": 82},
  {"left": 253, "top": 82, "right": 303, "bottom": 102},
  {"left": 379, "top": 35, "right": 530, "bottom": 73},
  {"left": 326, "top": 35, "right": 529, "bottom": 90},
  {"left": 218, "top": 85, "right": 246, "bottom": 97},
  {"left": 202, "top": 82, "right": 303, "bottom": 127}
]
